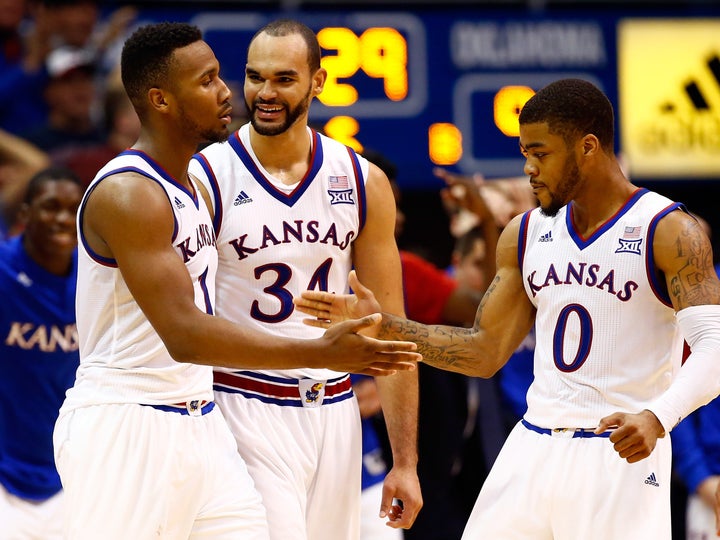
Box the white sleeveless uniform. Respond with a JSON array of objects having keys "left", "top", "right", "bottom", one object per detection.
[
  {"left": 463, "top": 189, "right": 684, "bottom": 540},
  {"left": 189, "top": 125, "right": 365, "bottom": 540},
  {"left": 53, "top": 150, "right": 268, "bottom": 540}
]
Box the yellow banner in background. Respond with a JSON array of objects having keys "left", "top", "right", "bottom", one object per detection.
[{"left": 618, "top": 19, "right": 720, "bottom": 178}]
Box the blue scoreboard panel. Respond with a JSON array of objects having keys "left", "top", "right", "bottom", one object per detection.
[{"left": 135, "top": 8, "right": 719, "bottom": 188}]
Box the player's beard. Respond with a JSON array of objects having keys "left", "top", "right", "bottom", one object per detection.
[
  {"left": 246, "top": 85, "right": 312, "bottom": 136},
  {"left": 178, "top": 104, "right": 230, "bottom": 144},
  {"left": 540, "top": 155, "right": 581, "bottom": 217}
]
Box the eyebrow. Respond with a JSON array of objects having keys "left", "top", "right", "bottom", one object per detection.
[
  {"left": 519, "top": 141, "right": 545, "bottom": 152},
  {"left": 246, "top": 67, "right": 299, "bottom": 78}
]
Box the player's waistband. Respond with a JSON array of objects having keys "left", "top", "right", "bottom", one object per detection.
[
  {"left": 142, "top": 400, "right": 215, "bottom": 417},
  {"left": 213, "top": 371, "right": 354, "bottom": 408},
  {"left": 521, "top": 419, "right": 612, "bottom": 439}
]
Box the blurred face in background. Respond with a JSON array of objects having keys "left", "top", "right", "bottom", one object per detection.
[
  {"left": 45, "top": 69, "right": 96, "bottom": 129},
  {"left": 45, "top": 0, "right": 98, "bottom": 48},
  {"left": 19, "top": 177, "right": 82, "bottom": 272}
]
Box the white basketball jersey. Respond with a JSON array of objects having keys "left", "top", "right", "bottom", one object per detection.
[
  {"left": 190, "top": 124, "right": 369, "bottom": 380},
  {"left": 519, "top": 189, "right": 685, "bottom": 428},
  {"left": 62, "top": 150, "right": 215, "bottom": 412}
]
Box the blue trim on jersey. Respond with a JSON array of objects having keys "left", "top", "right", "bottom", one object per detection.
[
  {"left": 518, "top": 209, "right": 533, "bottom": 269},
  {"left": 346, "top": 146, "right": 367, "bottom": 231},
  {"left": 646, "top": 202, "right": 686, "bottom": 308},
  {"left": 567, "top": 188, "right": 648, "bottom": 250},
  {"left": 79, "top": 167, "right": 180, "bottom": 265},
  {"left": 191, "top": 153, "right": 224, "bottom": 236},
  {"left": 227, "top": 129, "right": 324, "bottom": 207},
  {"left": 121, "top": 149, "right": 200, "bottom": 208}
]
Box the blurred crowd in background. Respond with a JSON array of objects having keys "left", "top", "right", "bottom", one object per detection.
[{"left": 2, "top": 2, "right": 719, "bottom": 539}]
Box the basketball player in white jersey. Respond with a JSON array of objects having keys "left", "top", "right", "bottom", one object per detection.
[
  {"left": 295, "top": 78, "right": 720, "bottom": 539},
  {"left": 52, "top": 22, "right": 419, "bottom": 540},
  {"left": 188, "top": 19, "right": 422, "bottom": 540}
]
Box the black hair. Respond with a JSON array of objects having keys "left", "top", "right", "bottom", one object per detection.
[
  {"left": 121, "top": 22, "right": 202, "bottom": 111},
  {"left": 250, "top": 19, "right": 321, "bottom": 73},
  {"left": 519, "top": 78, "right": 615, "bottom": 153},
  {"left": 23, "top": 167, "right": 83, "bottom": 204}
]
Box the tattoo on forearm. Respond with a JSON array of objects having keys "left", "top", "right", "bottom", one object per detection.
[{"left": 379, "top": 315, "right": 477, "bottom": 372}]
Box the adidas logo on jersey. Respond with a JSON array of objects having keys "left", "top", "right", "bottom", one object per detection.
[
  {"left": 174, "top": 196, "right": 185, "bottom": 209},
  {"left": 538, "top": 231, "right": 553, "bottom": 242},
  {"left": 644, "top": 473, "right": 659, "bottom": 487},
  {"left": 233, "top": 191, "right": 253, "bottom": 206}
]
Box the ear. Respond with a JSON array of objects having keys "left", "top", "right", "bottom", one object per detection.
[
  {"left": 312, "top": 67, "right": 327, "bottom": 96},
  {"left": 581, "top": 134, "right": 600, "bottom": 156},
  {"left": 147, "top": 87, "right": 169, "bottom": 112}
]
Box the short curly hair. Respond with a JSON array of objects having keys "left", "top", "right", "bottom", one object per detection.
[
  {"left": 121, "top": 22, "right": 202, "bottom": 112},
  {"left": 519, "top": 78, "right": 615, "bottom": 153}
]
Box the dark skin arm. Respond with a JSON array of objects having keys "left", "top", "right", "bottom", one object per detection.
[
  {"left": 295, "top": 215, "right": 536, "bottom": 378},
  {"left": 82, "top": 171, "right": 421, "bottom": 374}
]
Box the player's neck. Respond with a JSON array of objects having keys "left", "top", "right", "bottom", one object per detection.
[
  {"left": 570, "top": 173, "right": 637, "bottom": 237},
  {"left": 249, "top": 123, "right": 312, "bottom": 185},
  {"left": 133, "top": 131, "right": 200, "bottom": 189}
]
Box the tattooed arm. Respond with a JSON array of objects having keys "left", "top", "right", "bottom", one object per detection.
[
  {"left": 653, "top": 209, "right": 720, "bottom": 310},
  {"left": 297, "top": 215, "right": 536, "bottom": 377},
  {"left": 377, "top": 217, "right": 535, "bottom": 376}
]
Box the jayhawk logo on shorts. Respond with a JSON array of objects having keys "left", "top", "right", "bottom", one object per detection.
[{"left": 305, "top": 382, "right": 324, "bottom": 403}]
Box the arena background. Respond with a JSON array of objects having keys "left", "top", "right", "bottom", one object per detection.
[{"left": 103, "top": 0, "right": 720, "bottom": 267}]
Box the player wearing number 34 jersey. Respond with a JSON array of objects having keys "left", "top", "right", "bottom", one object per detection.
[
  {"left": 191, "top": 123, "right": 372, "bottom": 539},
  {"left": 188, "top": 19, "right": 421, "bottom": 540}
]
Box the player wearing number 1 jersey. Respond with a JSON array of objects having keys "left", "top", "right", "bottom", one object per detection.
[
  {"left": 188, "top": 18, "right": 421, "bottom": 540},
  {"left": 294, "top": 78, "right": 720, "bottom": 540},
  {"left": 53, "top": 22, "right": 419, "bottom": 540}
]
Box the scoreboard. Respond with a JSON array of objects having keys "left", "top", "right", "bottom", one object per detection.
[{"left": 135, "top": 8, "right": 720, "bottom": 188}]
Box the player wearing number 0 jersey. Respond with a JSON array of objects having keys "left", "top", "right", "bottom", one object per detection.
[
  {"left": 191, "top": 124, "right": 367, "bottom": 539},
  {"left": 465, "top": 189, "right": 684, "bottom": 538},
  {"left": 521, "top": 189, "right": 684, "bottom": 429}
]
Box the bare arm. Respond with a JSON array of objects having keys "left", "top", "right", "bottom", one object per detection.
[
  {"left": 352, "top": 162, "right": 422, "bottom": 528},
  {"left": 297, "top": 214, "right": 536, "bottom": 378},
  {"left": 378, "top": 215, "right": 534, "bottom": 377},
  {"left": 0, "top": 129, "right": 50, "bottom": 227},
  {"left": 83, "top": 172, "right": 420, "bottom": 374},
  {"left": 654, "top": 210, "right": 720, "bottom": 310},
  {"left": 435, "top": 167, "right": 499, "bottom": 283}
]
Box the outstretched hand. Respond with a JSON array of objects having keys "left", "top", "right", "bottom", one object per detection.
[
  {"left": 319, "top": 312, "right": 420, "bottom": 376},
  {"left": 294, "top": 270, "right": 381, "bottom": 329},
  {"left": 595, "top": 409, "right": 665, "bottom": 463}
]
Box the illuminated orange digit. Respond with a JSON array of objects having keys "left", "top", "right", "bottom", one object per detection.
[
  {"left": 494, "top": 86, "right": 535, "bottom": 137},
  {"left": 428, "top": 123, "right": 462, "bottom": 165},
  {"left": 317, "top": 27, "right": 361, "bottom": 106},
  {"left": 359, "top": 28, "right": 408, "bottom": 101},
  {"left": 324, "top": 116, "right": 363, "bottom": 152}
]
